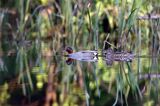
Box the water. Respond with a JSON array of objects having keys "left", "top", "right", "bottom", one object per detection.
[{"left": 0, "top": 42, "right": 160, "bottom": 106}]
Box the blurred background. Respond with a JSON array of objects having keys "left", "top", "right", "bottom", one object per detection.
[{"left": 0, "top": 0, "right": 160, "bottom": 106}]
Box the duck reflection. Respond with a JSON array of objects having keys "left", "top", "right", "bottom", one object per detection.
[{"left": 64, "top": 47, "right": 135, "bottom": 65}]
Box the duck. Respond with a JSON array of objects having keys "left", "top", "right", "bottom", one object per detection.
[
  {"left": 102, "top": 48, "right": 135, "bottom": 66},
  {"left": 65, "top": 47, "right": 98, "bottom": 65}
]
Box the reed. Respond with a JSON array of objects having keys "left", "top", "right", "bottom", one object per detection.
[{"left": 0, "top": 0, "right": 160, "bottom": 105}]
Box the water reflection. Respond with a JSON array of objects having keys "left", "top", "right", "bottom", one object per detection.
[
  {"left": 64, "top": 47, "right": 135, "bottom": 66},
  {"left": 0, "top": 43, "right": 160, "bottom": 106}
]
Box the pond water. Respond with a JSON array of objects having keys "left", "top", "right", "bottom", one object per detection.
[
  {"left": 58, "top": 46, "right": 160, "bottom": 106},
  {"left": 0, "top": 37, "right": 159, "bottom": 106},
  {"left": 0, "top": 42, "right": 160, "bottom": 106}
]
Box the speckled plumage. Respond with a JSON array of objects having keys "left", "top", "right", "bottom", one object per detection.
[{"left": 103, "top": 48, "right": 135, "bottom": 65}]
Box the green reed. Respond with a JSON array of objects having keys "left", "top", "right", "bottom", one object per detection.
[{"left": 0, "top": 0, "right": 160, "bottom": 105}]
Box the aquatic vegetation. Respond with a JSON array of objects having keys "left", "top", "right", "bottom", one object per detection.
[{"left": 0, "top": 0, "right": 160, "bottom": 106}]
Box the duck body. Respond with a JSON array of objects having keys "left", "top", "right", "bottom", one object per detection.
[
  {"left": 68, "top": 50, "right": 98, "bottom": 62},
  {"left": 103, "top": 48, "right": 135, "bottom": 65},
  {"left": 113, "top": 51, "right": 135, "bottom": 62},
  {"left": 65, "top": 47, "right": 98, "bottom": 65}
]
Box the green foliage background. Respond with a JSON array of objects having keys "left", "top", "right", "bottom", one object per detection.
[{"left": 0, "top": 0, "right": 160, "bottom": 106}]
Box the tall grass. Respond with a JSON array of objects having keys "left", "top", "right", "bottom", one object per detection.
[{"left": 0, "top": 0, "right": 160, "bottom": 105}]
